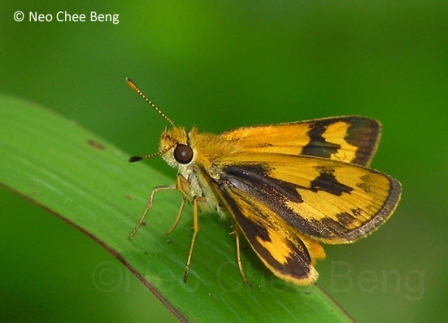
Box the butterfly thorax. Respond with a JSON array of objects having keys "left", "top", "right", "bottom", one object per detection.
[{"left": 159, "top": 126, "right": 239, "bottom": 216}]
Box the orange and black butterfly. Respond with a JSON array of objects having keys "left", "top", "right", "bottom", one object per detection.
[{"left": 127, "top": 78, "right": 401, "bottom": 285}]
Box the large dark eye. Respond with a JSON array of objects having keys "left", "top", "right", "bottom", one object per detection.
[{"left": 174, "top": 144, "right": 193, "bottom": 164}]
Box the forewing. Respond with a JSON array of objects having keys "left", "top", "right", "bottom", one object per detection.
[
  {"left": 214, "top": 153, "right": 401, "bottom": 244},
  {"left": 219, "top": 116, "right": 381, "bottom": 166}
]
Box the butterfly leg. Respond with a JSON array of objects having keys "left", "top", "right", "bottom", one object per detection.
[
  {"left": 234, "top": 225, "right": 252, "bottom": 287},
  {"left": 128, "top": 184, "right": 176, "bottom": 238},
  {"left": 165, "top": 197, "right": 187, "bottom": 235},
  {"left": 165, "top": 175, "right": 191, "bottom": 235},
  {"left": 183, "top": 196, "right": 199, "bottom": 283}
]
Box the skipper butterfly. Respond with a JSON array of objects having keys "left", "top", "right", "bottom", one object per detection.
[{"left": 127, "top": 78, "right": 401, "bottom": 286}]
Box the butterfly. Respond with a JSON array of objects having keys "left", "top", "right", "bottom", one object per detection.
[{"left": 127, "top": 78, "right": 402, "bottom": 286}]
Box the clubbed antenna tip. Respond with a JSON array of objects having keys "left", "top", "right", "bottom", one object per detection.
[{"left": 129, "top": 156, "right": 143, "bottom": 162}]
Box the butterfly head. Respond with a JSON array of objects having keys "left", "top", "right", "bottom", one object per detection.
[{"left": 159, "top": 126, "right": 195, "bottom": 168}]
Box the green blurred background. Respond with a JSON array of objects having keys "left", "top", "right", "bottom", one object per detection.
[{"left": 1, "top": 1, "right": 447, "bottom": 322}]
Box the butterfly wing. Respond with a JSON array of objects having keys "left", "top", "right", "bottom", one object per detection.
[
  {"left": 219, "top": 116, "right": 381, "bottom": 166},
  {"left": 212, "top": 153, "right": 401, "bottom": 245},
  {"left": 219, "top": 183, "right": 326, "bottom": 285},
  {"left": 209, "top": 153, "right": 400, "bottom": 283}
]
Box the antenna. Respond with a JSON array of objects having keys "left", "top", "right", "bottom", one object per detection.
[
  {"left": 128, "top": 143, "right": 176, "bottom": 163},
  {"left": 127, "top": 78, "right": 176, "bottom": 163},
  {"left": 126, "top": 78, "right": 175, "bottom": 126}
]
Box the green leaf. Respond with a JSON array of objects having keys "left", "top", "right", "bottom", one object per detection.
[{"left": 0, "top": 95, "right": 353, "bottom": 322}]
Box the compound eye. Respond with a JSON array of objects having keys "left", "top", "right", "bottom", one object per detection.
[{"left": 173, "top": 144, "right": 193, "bottom": 164}]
